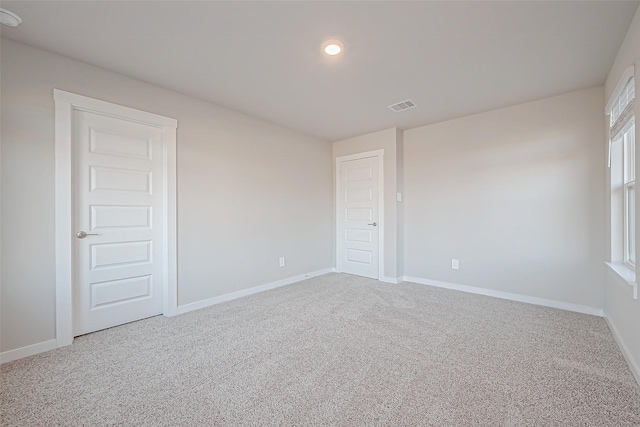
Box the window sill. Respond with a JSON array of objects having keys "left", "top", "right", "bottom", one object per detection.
[{"left": 605, "top": 262, "right": 638, "bottom": 299}]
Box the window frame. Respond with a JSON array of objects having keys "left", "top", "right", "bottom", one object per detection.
[
  {"left": 607, "top": 66, "right": 638, "bottom": 299},
  {"left": 608, "top": 71, "right": 635, "bottom": 271},
  {"left": 622, "top": 121, "right": 636, "bottom": 269}
]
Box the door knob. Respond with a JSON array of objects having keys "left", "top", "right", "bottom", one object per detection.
[
  {"left": 76, "top": 231, "right": 99, "bottom": 239},
  {"left": 368, "top": 222, "right": 377, "bottom": 226}
]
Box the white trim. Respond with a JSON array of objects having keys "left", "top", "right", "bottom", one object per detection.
[
  {"left": 335, "top": 149, "right": 385, "bottom": 163},
  {"left": 53, "top": 89, "right": 178, "bottom": 346},
  {"left": 171, "top": 268, "right": 334, "bottom": 316},
  {"left": 53, "top": 90, "right": 177, "bottom": 128},
  {"left": 606, "top": 65, "right": 635, "bottom": 113},
  {"left": 604, "top": 313, "right": 640, "bottom": 387},
  {"left": 0, "top": 339, "right": 58, "bottom": 364},
  {"left": 605, "top": 262, "right": 638, "bottom": 299},
  {"left": 380, "top": 276, "right": 399, "bottom": 284},
  {"left": 163, "top": 112, "right": 179, "bottom": 315},
  {"left": 54, "top": 95, "right": 74, "bottom": 347},
  {"left": 623, "top": 179, "right": 636, "bottom": 268},
  {"left": 402, "top": 276, "right": 603, "bottom": 317},
  {"left": 335, "top": 149, "right": 385, "bottom": 280}
]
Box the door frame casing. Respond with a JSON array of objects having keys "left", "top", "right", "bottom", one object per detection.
[
  {"left": 335, "top": 149, "right": 385, "bottom": 279},
  {"left": 54, "top": 89, "right": 178, "bottom": 347}
]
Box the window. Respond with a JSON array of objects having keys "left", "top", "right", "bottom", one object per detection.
[
  {"left": 608, "top": 68, "right": 636, "bottom": 272},
  {"left": 621, "top": 122, "right": 635, "bottom": 267}
]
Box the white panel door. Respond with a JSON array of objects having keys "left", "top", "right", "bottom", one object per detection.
[
  {"left": 73, "top": 110, "right": 164, "bottom": 336},
  {"left": 338, "top": 156, "right": 380, "bottom": 279}
]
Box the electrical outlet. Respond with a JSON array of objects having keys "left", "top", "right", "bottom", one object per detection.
[
  {"left": 451, "top": 259, "right": 459, "bottom": 270},
  {"left": 279, "top": 257, "right": 285, "bottom": 267}
]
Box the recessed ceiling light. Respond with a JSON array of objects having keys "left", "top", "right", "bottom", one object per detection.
[
  {"left": 0, "top": 8, "right": 22, "bottom": 27},
  {"left": 322, "top": 40, "right": 344, "bottom": 56}
]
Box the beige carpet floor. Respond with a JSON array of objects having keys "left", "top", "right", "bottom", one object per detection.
[{"left": 2, "top": 273, "right": 640, "bottom": 426}]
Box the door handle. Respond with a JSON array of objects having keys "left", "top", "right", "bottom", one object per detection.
[
  {"left": 76, "top": 231, "right": 99, "bottom": 239},
  {"left": 368, "top": 222, "right": 377, "bottom": 227}
]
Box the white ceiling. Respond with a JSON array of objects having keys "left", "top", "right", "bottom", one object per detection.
[{"left": 1, "top": 1, "right": 638, "bottom": 141}]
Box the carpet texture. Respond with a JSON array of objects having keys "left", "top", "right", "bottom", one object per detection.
[{"left": 2, "top": 273, "right": 640, "bottom": 426}]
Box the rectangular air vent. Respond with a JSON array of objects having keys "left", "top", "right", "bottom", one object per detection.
[{"left": 388, "top": 99, "right": 416, "bottom": 112}]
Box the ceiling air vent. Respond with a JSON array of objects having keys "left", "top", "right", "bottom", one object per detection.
[{"left": 388, "top": 99, "right": 416, "bottom": 112}]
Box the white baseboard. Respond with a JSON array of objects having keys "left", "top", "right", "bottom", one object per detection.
[
  {"left": 604, "top": 313, "right": 640, "bottom": 387},
  {"left": 0, "top": 339, "right": 58, "bottom": 364},
  {"left": 172, "top": 267, "right": 335, "bottom": 316},
  {"left": 402, "top": 276, "right": 604, "bottom": 317}
]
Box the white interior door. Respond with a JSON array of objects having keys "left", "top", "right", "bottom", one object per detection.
[
  {"left": 337, "top": 155, "right": 381, "bottom": 279},
  {"left": 73, "top": 110, "right": 165, "bottom": 336}
]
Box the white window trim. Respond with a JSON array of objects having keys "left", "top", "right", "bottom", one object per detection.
[
  {"left": 607, "top": 66, "right": 637, "bottom": 298},
  {"left": 606, "top": 65, "right": 635, "bottom": 113},
  {"left": 623, "top": 122, "right": 636, "bottom": 269},
  {"left": 624, "top": 180, "right": 635, "bottom": 269},
  {"left": 606, "top": 262, "right": 638, "bottom": 299}
]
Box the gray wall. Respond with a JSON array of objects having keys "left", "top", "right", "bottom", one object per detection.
[
  {"left": 604, "top": 6, "right": 640, "bottom": 381},
  {"left": 1, "top": 38, "right": 333, "bottom": 353},
  {"left": 403, "top": 87, "right": 606, "bottom": 309}
]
